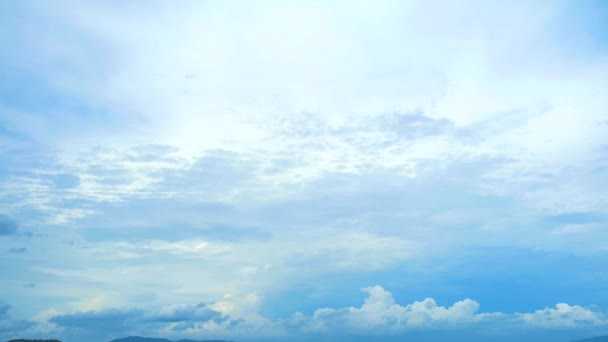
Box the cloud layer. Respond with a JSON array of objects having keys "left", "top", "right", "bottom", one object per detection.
[
  {"left": 1, "top": 1, "right": 607, "bottom": 341},
  {"left": 5, "top": 286, "right": 607, "bottom": 341}
]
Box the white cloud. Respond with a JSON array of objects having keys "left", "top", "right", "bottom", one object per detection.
[
  {"left": 518, "top": 303, "right": 606, "bottom": 328},
  {"left": 2, "top": 0, "right": 607, "bottom": 225},
  {"left": 288, "top": 286, "right": 608, "bottom": 335},
  {"left": 300, "top": 286, "right": 488, "bottom": 332},
  {"left": 287, "top": 231, "right": 418, "bottom": 271}
]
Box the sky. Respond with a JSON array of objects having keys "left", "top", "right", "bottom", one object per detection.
[{"left": 0, "top": 1, "right": 607, "bottom": 341}]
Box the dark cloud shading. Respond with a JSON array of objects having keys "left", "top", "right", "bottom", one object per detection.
[
  {"left": 0, "top": 302, "right": 35, "bottom": 334},
  {"left": 0, "top": 215, "right": 18, "bottom": 235},
  {"left": 49, "top": 303, "right": 226, "bottom": 339},
  {"left": 145, "top": 303, "right": 222, "bottom": 323},
  {"left": 543, "top": 212, "right": 606, "bottom": 225},
  {"left": 0, "top": 303, "right": 10, "bottom": 319},
  {"left": 156, "top": 150, "right": 257, "bottom": 195},
  {"left": 50, "top": 173, "right": 80, "bottom": 189},
  {"left": 380, "top": 111, "right": 455, "bottom": 139},
  {"left": 50, "top": 308, "right": 144, "bottom": 331},
  {"left": 8, "top": 247, "right": 27, "bottom": 254},
  {"left": 48, "top": 308, "right": 144, "bottom": 341}
]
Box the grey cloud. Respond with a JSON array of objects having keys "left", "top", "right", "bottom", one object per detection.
[
  {"left": 8, "top": 247, "right": 27, "bottom": 254},
  {"left": 130, "top": 144, "right": 179, "bottom": 156},
  {"left": 79, "top": 197, "right": 271, "bottom": 242},
  {"left": 156, "top": 150, "right": 257, "bottom": 195},
  {"left": 378, "top": 112, "right": 455, "bottom": 139},
  {"left": 0, "top": 318, "right": 34, "bottom": 334},
  {"left": 50, "top": 308, "right": 144, "bottom": 331},
  {"left": 457, "top": 108, "right": 538, "bottom": 143},
  {"left": 48, "top": 302, "right": 230, "bottom": 341},
  {"left": 169, "top": 321, "right": 197, "bottom": 331},
  {"left": 46, "top": 309, "right": 145, "bottom": 342},
  {"left": 0, "top": 303, "right": 10, "bottom": 319},
  {"left": 50, "top": 303, "right": 226, "bottom": 331},
  {"left": 196, "top": 223, "right": 272, "bottom": 242},
  {"left": 144, "top": 303, "right": 222, "bottom": 323},
  {"left": 50, "top": 173, "right": 80, "bottom": 189},
  {"left": 271, "top": 110, "right": 456, "bottom": 142},
  {"left": 126, "top": 144, "right": 181, "bottom": 162},
  {"left": 0, "top": 215, "right": 18, "bottom": 235},
  {"left": 0, "top": 302, "right": 35, "bottom": 334},
  {"left": 82, "top": 158, "right": 513, "bottom": 246},
  {"left": 543, "top": 212, "right": 606, "bottom": 225}
]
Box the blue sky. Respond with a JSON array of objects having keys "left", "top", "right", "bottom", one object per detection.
[{"left": 1, "top": 1, "right": 608, "bottom": 341}]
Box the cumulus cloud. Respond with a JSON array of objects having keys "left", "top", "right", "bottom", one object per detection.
[
  {"left": 282, "top": 286, "right": 608, "bottom": 338},
  {"left": 293, "top": 286, "right": 490, "bottom": 333},
  {"left": 0, "top": 215, "right": 18, "bottom": 235},
  {"left": 518, "top": 303, "right": 606, "bottom": 328}
]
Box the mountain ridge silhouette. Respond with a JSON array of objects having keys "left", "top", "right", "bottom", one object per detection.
[
  {"left": 573, "top": 337, "right": 608, "bottom": 342},
  {"left": 108, "top": 336, "right": 232, "bottom": 342}
]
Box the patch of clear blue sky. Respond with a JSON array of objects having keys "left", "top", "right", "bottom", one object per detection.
[{"left": 261, "top": 246, "right": 608, "bottom": 318}]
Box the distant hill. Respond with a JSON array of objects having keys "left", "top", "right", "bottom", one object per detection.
[
  {"left": 574, "top": 337, "right": 608, "bottom": 342},
  {"left": 176, "top": 340, "right": 231, "bottom": 342},
  {"left": 8, "top": 340, "right": 62, "bottom": 342},
  {"left": 109, "top": 338, "right": 170, "bottom": 342},
  {"left": 109, "top": 337, "right": 231, "bottom": 342}
]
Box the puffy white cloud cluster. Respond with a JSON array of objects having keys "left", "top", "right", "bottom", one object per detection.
[
  {"left": 518, "top": 303, "right": 606, "bottom": 328},
  {"left": 286, "top": 286, "right": 608, "bottom": 335},
  {"left": 291, "top": 286, "right": 491, "bottom": 333}
]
